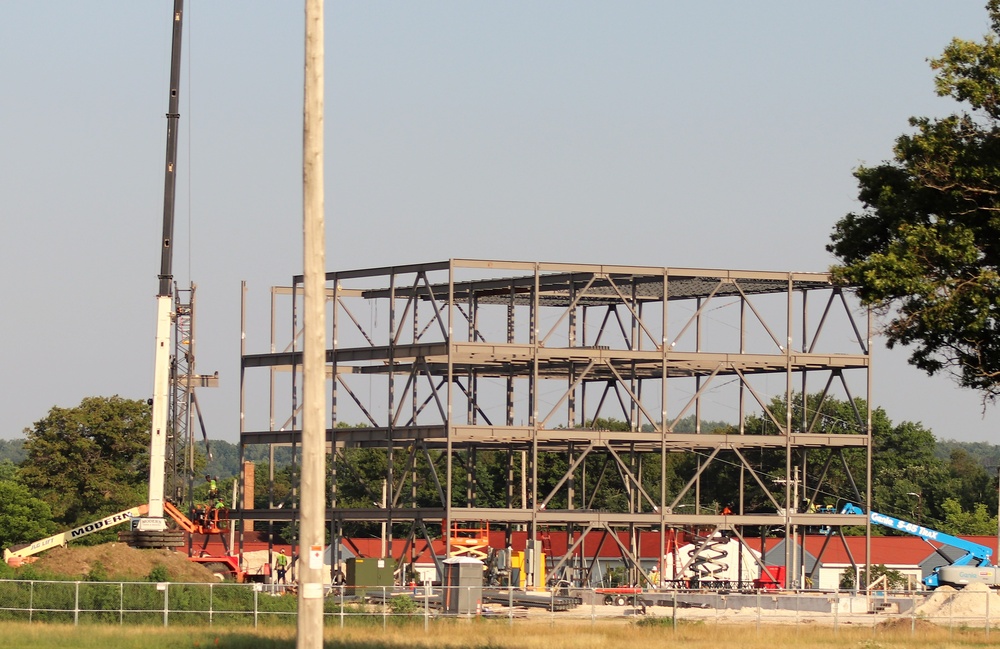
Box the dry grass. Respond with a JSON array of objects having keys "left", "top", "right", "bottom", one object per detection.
[
  {"left": 0, "top": 619, "right": 996, "bottom": 649},
  {"left": 327, "top": 621, "right": 993, "bottom": 649}
]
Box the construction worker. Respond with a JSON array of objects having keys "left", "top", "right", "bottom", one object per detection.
[
  {"left": 275, "top": 549, "right": 289, "bottom": 585},
  {"left": 647, "top": 564, "right": 660, "bottom": 588},
  {"left": 206, "top": 475, "right": 218, "bottom": 500}
]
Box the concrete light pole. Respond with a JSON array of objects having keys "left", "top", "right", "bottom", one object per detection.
[{"left": 298, "top": 0, "right": 325, "bottom": 647}]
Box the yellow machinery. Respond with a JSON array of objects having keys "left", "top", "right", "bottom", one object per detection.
[{"left": 511, "top": 546, "right": 547, "bottom": 591}]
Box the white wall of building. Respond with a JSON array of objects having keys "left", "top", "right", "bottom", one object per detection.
[{"left": 657, "top": 535, "right": 762, "bottom": 585}]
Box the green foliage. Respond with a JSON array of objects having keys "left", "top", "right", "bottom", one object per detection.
[
  {"left": 936, "top": 438, "right": 1000, "bottom": 469},
  {"left": 828, "top": 1, "right": 1000, "bottom": 402},
  {"left": 204, "top": 440, "right": 294, "bottom": 482},
  {"left": 0, "top": 440, "right": 26, "bottom": 466},
  {"left": 86, "top": 560, "right": 109, "bottom": 582},
  {"left": 0, "top": 478, "right": 56, "bottom": 550},
  {"left": 604, "top": 566, "right": 627, "bottom": 587},
  {"left": 668, "top": 414, "right": 735, "bottom": 433},
  {"left": 683, "top": 391, "right": 998, "bottom": 534},
  {"left": 147, "top": 563, "right": 169, "bottom": 583},
  {"left": 19, "top": 396, "right": 151, "bottom": 537},
  {"left": 938, "top": 497, "right": 998, "bottom": 535},
  {"left": 839, "top": 563, "right": 910, "bottom": 590},
  {"left": 387, "top": 594, "right": 419, "bottom": 614},
  {"left": 0, "top": 459, "right": 20, "bottom": 482}
]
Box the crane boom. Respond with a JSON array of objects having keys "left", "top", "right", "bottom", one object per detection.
[{"left": 145, "top": 0, "right": 185, "bottom": 526}]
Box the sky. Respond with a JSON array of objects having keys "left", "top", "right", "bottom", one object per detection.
[{"left": 2, "top": 1, "right": 1000, "bottom": 444}]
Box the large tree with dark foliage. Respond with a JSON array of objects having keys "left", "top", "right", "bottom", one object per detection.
[
  {"left": 19, "top": 396, "right": 150, "bottom": 539},
  {"left": 829, "top": 1, "right": 1000, "bottom": 403}
]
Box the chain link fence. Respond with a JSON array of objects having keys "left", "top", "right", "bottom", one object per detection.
[{"left": 0, "top": 579, "right": 998, "bottom": 636}]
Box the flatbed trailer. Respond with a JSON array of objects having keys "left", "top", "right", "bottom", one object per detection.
[{"left": 595, "top": 587, "right": 642, "bottom": 606}]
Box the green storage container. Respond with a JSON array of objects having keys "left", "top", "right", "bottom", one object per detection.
[{"left": 346, "top": 557, "right": 396, "bottom": 596}]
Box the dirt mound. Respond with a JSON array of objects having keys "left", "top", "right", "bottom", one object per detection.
[
  {"left": 879, "top": 617, "right": 940, "bottom": 632},
  {"left": 26, "top": 543, "right": 218, "bottom": 583},
  {"left": 915, "top": 583, "right": 1000, "bottom": 623}
]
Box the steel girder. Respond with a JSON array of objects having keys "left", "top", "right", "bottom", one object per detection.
[{"left": 238, "top": 260, "right": 872, "bottom": 589}]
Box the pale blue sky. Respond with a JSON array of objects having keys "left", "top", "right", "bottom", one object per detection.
[{"left": 2, "top": 2, "right": 998, "bottom": 442}]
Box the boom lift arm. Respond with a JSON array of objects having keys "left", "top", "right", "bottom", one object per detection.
[
  {"left": 840, "top": 503, "right": 993, "bottom": 588},
  {"left": 3, "top": 506, "right": 148, "bottom": 564}
]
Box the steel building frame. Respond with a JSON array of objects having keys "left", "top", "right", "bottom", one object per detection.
[{"left": 238, "top": 259, "right": 872, "bottom": 588}]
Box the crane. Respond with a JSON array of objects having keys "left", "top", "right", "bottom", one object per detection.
[
  {"left": 4, "top": 0, "right": 225, "bottom": 562},
  {"left": 127, "top": 0, "right": 229, "bottom": 546},
  {"left": 129, "top": 0, "right": 185, "bottom": 541}
]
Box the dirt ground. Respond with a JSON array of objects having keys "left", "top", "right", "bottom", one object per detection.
[{"left": 25, "top": 543, "right": 219, "bottom": 583}]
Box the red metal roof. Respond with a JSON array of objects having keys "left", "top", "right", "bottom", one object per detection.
[
  {"left": 761, "top": 535, "right": 1000, "bottom": 566},
  {"left": 198, "top": 531, "right": 1000, "bottom": 568}
]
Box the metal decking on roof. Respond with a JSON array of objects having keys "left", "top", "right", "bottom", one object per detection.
[{"left": 358, "top": 269, "right": 833, "bottom": 307}]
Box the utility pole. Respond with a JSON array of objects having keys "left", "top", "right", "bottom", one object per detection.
[{"left": 298, "top": 0, "right": 325, "bottom": 647}]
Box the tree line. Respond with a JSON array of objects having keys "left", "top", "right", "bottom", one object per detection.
[{"left": 0, "top": 393, "right": 998, "bottom": 554}]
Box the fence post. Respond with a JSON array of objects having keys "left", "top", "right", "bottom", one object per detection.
[
  {"left": 756, "top": 589, "right": 761, "bottom": 634},
  {"left": 987, "top": 587, "right": 991, "bottom": 640},
  {"left": 74, "top": 581, "right": 80, "bottom": 626},
  {"left": 29, "top": 581, "right": 34, "bottom": 623},
  {"left": 254, "top": 585, "right": 259, "bottom": 629},
  {"left": 672, "top": 589, "right": 677, "bottom": 631},
  {"left": 424, "top": 580, "right": 429, "bottom": 633},
  {"left": 163, "top": 583, "right": 169, "bottom": 628},
  {"left": 508, "top": 582, "right": 514, "bottom": 627},
  {"left": 910, "top": 592, "right": 916, "bottom": 637},
  {"left": 833, "top": 591, "right": 838, "bottom": 634},
  {"left": 382, "top": 586, "right": 387, "bottom": 631},
  {"left": 120, "top": 582, "right": 124, "bottom": 626},
  {"left": 209, "top": 583, "right": 214, "bottom": 626},
  {"left": 950, "top": 589, "right": 954, "bottom": 637},
  {"left": 339, "top": 585, "right": 344, "bottom": 629}
]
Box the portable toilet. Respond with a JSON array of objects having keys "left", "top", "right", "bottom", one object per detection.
[{"left": 442, "top": 557, "right": 483, "bottom": 614}]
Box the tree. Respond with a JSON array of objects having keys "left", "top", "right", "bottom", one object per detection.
[
  {"left": 0, "top": 460, "right": 17, "bottom": 482},
  {"left": 937, "top": 497, "right": 998, "bottom": 535},
  {"left": 19, "top": 396, "right": 151, "bottom": 539},
  {"left": 0, "top": 439, "right": 26, "bottom": 465},
  {"left": 828, "top": 1, "right": 1000, "bottom": 402},
  {"left": 0, "top": 478, "right": 55, "bottom": 550},
  {"left": 840, "top": 563, "right": 910, "bottom": 591},
  {"left": 703, "top": 392, "right": 992, "bottom": 529}
]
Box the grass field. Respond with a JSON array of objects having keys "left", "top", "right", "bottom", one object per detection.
[{"left": 2, "top": 620, "right": 998, "bottom": 649}]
